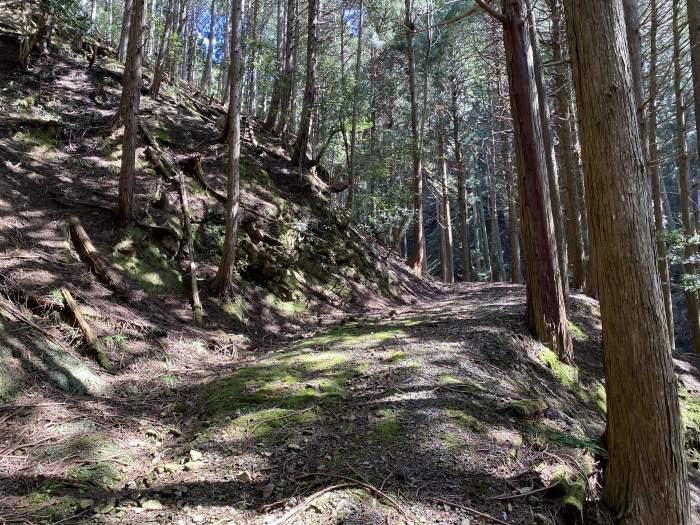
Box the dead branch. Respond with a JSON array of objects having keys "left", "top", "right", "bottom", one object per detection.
[
  {"left": 60, "top": 287, "right": 111, "bottom": 369},
  {"left": 176, "top": 169, "right": 204, "bottom": 326}
]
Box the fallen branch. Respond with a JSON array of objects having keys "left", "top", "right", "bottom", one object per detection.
[
  {"left": 145, "top": 146, "right": 175, "bottom": 182},
  {"left": 268, "top": 483, "right": 354, "bottom": 525},
  {"left": 68, "top": 217, "right": 133, "bottom": 302},
  {"left": 181, "top": 154, "right": 226, "bottom": 203},
  {"left": 430, "top": 496, "right": 509, "bottom": 525},
  {"left": 488, "top": 480, "right": 560, "bottom": 501},
  {"left": 176, "top": 169, "right": 203, "bottom": 326},
  {"left": 60, "top": 287, "right": 111, "bottom": 369}
]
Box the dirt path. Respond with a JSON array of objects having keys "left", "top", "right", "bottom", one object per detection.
[{"left": 1, "top": 282, "right": 614, "bottom": 524}]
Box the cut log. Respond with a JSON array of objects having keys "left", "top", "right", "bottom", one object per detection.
[
  {"left": 145, "top": 146, "right": 175, "bottom": 182},
  {"left": 68, "top": 216, "right": 133, "bottom": 301},
  {"left": 176, "top": 169, "right": 204, "bottom": 326},
  {"left": 60, "top": 287, "right": 112, "bottom": 369}
]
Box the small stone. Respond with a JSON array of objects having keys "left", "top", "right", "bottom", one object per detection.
[
  {"left": 460, "top": 519, "right": 471, "bottom": 525},
  {"left": 78, "top": 498, "right": 94, "bottom": 510},
  {"left": 191, "top": 515, "right": 204, "bottom": 523},
  {"left": 287, "top": 443, "right": 302, "bottom": 451},
  {"left": 145, "top": 428, "right": 160, "bottom": 439},
  {"left": 184, "top": 460, "right": 205, "bottom": 471},
  {"left": 189, "top": 449, "right": 203, "bottom": 461},
  {"left": 140, "top": 499, "right": 164, "bottom": 510},
  {"left": 262, "top": 482, "right": 275, "bottom": 499},
  {"left": 236, "top": 470, "right": 253, "bottom": 482},
  {"left": 164, "top": 462, "right": 181, "bottom": 473},
  {"left": 100, "top": 497, "right": 116, "bottom": 514}
]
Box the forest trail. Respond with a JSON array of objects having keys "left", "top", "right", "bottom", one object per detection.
[{"left": 2, "top": 282, "right": 635, "bottom": 525}]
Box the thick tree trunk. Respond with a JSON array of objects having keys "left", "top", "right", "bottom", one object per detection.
[
  {"left": 118, "top": 0, "right": 133, "bottom": 62},
  {"left": 565, "top": 0, "right": 690, "bottom": 522},
  {"left": 549, "top": 0, "right": 584, "bottom": 290},
  {"left": 405, "top": 0, "right": 424, "bottom": 275},
  {"left": 649, "top": 0, "right": 675, "bottom": 350},
  {"left": 221, "top": 0, "right": 232, "bottom": 100},
  {"left": 526, "top": 0, "right": 568, "bottom": 299},
  {"left": 673, "top": 0, "right": 700, "bottom": 355},
  {"left": 689, "top": 0, "right": 700, "bottom": 169},
  {"left": 437, "top": 124, "right": 454, "bottom": 283},
  {"left": 346, "top": 0, "right": 364, "bottom": 213},
  {"left": 501, "top": 0, "right": 572, "bottom": 361},
  {"left": 212, "top": 0, "right": 245, "bottom": 294},
  {"left": 292, "top": 0, "right": 321, "bottom": 163},
  {"left": 451, "top": 83, "right": 472, "bottom": 282},
  {"left": 117, "top": 0, "right": 146, "bottom": 225}
]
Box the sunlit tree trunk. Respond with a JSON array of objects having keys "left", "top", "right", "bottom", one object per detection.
[
  {"left": 149, "top": 0, "right": 174, "bottom": 99},
  {"left": 437, "top": 123, "right": 454, "bottom": 283},
  {"left": 565, "top": 0, "right": 690, "bottom": 521},
  {"left": 451, "top": 81, "right": 473, "bottom": 281},
  {"left": 500, "top": 0, "right": 572, "bottom": 361},
  {"left": 648, "top": 0, "right": 675, "bottom": 350},
  {"left": 504, "top": 131, "right": 521, "bottom": 283},
  {"left": 265, "top": 0, "right": 286, "bottom": 129},
  {"left": 673, "top": 0, "right": 700, "bottom": 355},
  {"left": 213, "top": 0, "right": 245, "bottom": 294},
  {"left": 118, "top": 0, "right": 133, "bottom": 62},
  {"left": 346, "top": 0, "right": 364, "bottom": 213},
  {"left": 117, "top": 0, "right": 146, "bottom": 225},
  {"left": 275, "top": 0, "right": 297, "bottom": 133}
]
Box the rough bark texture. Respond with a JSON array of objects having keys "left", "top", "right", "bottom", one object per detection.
[
  {"left": 265, "top": 0, "right": 286, "bottom": 129},
  {"left": 117, "top": 0, "right": 133, "bottom": 62},
  {"left": 200, "top": 0, "right": 217, "bottom": 93},
  {"left": 437, "top": 124, "right": 454, "bottom": 283},
  {"left": 346, "top": 0, "right": 364, "bottom": 213},
  {"left": 504, "top": 131, "right": 521, "bottom": 284},
  {"left": 673, "top": 0, "right": 700, "bottom": 355},
  {"left": 564, "top": 0, "right": 690, "bottom": 522},
  {"left": 488, "top": 128, "right": 504, "bottom": 282},
  {"left": 405, "top": 0, "right": 424, "bottom": 276},
  {"left": 526, "top": 0, "right": 568, "bottom": 299},
  {"left": 292, "top": 0, "right": 320, "bottom": 163},
  {"left": 149, "top": 0, "right": 175, "bottom": 99},
  {"left": 451, "top": 82, "right": 472, "bottom": 282},
  {"left": 275, "top": 0, "right": 297, "bottom": 133},
  {"left": 213, "top": 0, "right": 245, "bottom": 294},
  {"left": 117, "top": 0, "right": 146, "bottom": 225},
  {"left": 648, "top": 0, "right": 675, "bottom": 350},
  {"left": 501, "top": 0, "right": 572, "bottom": 361}
]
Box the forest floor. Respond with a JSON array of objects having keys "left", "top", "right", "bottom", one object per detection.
[
  {"left": 1, "top": 21, "right": 700, "bottom": 525},
  {"left": 1, "top": 281, "right": 644, "bottom": 525}
]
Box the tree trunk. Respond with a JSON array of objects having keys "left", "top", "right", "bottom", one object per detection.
[
  {"left": 265, "top": 0, "right": 286, "bottom": 129},
  {"left": 246, "top": 0, "right": 260, "bottom": 115},
  {"left": 118, "top": 0, "right": 133, "bottom": 62},
  {"left": 526, "top": 0, "right": 568, "bottom": 299},
  {"left": 200, "top": 0, "right": 217, "bottom": 93},
  {"left": 451, "top": 82, "right": 472, "bottom": 281},
  {"left": 149, "top": 0, "right": 174, "bottom": 99},
  {"left": 346, "top": 0, "right": 364, "bottom": 213},
  {"left": 504, "top": 130, "right": 521, "bottom": 283},
  {"left": 212, "top": 0, "right": 245, "bottom": 294},
  {"left": 478, "top": 192, "right": 491, "bottom": 278},
  {"left": 292, "top": 0, "right": 321, "bottom": 163},
  {"left": 673, "top": 0, "right": 700, "bottom": 355},
  {"left": 565, "top": 0, "right": 691, "bottom": 521},
  {"left": 489, "top": 128, "right": 505, "bottom": 282},
  {"left": 501, "top": 0, "right": 572, "bottom": 361},
  {"left": 549, "top": 0, "right": 584, "bottom": 290},
  {"left": 221, "top": 0, "right": 232, "bottom": 100},
  {"left": 275, "top": 0, "right": 297, "bottom": 133},
  {"left": 148, "top": 0, "right": 157, "bottom": 58},
  {"left": 405, "top": 0, "right": 424, "bottom": 275},
  {"left": 437, "top": 124, "right": 454, "bottom": 283},
  {"left": 117, "top": 0, "right": 146, "bottom": 225},
  {"left": 649, "top": 0, "right": 675, "bottom": 350}
]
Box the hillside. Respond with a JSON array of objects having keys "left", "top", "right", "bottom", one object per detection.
[{"left": 1, "top": 16, "right": 700, "bottom": 525}]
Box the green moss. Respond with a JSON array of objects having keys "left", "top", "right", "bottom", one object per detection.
[
  {"left": 387, "top": 351, "right": 407, "bottom": 363},
  {"left": 680, "top": 385, "right": 700, "bottom": 466},
  {"left": 536, "top": 426, "right": 606, "bottom": 456},
  {"left": 566, "top": 320, "right": 588, "bottom": 341},
  {"left": 538, "top": 347, "right": 579, "bottom": 389},
  {"left": 14, "top": 128, "right": 59, "bottom": 149},
  {"left": 228, "top": 407, "right": 319, "bottom": 440},
  {"left": 374, "top": 409, "right": 401, "bottom": 442},
  {"left": 113, "top": 242, "right": 182, "bottom": 295},
  {"left": 213, "top": 296, "right": 250, "bottom": 326},
  {"left": 439, "top": 374, "right": 461, "bottom": 385},
  {"left": 551, "top": 468, "right": 586, "bottom": 523},
  {"left": 296, "top": 323, "right": 403, "bottom": 350},
  {"left": 265, "top": 292, "right": 308, "bottom": 315},
  {"left": 354, "top": 363, "right": 370, "bottom": 375},
  {"left": 440, "top": 431, "right": 467, "bottom": 452},
  {"left": 27, "top": 489, "right": 79, "bottom": 522},
  {"left": 508, "top": 398, "right": 548, "bottom": 418},
  {"left": 445, "top": 409, "right": 487, "bottom": 433}
]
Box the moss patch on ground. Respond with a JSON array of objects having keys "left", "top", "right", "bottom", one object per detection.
[
  {"left": 113, "top": 238, "right": 182, "bottom": 295},
  {"left": 538, "top": 347, "right": 579, "bottom": 389},
  {"left": 444, "top": 408, "right": 487, "bottom": 433},
  {"left": 296, "top": 323, "right": 403, "bottom": 351},
  {"left": 374, "top": 408, "right": 401, "bottom": 442}
]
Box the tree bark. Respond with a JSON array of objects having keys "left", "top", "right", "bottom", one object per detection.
[
  {"left": 489, "top": 126, "right": 505, "bottom": 282},
  {"left": 673, "top": 0, "right": 700, "bottom": 355},
  {"left": 437, "top": 123, "right": 454, "bottom": 283},
  {"left": 500, "top": 0, "right": 572, "bottom": 361},
  {"left": 117, "top": 0, "right": 146, "bottom": 225},
  {"left": 212, "top": 0, "right": 245, "bottom": 294},
  {"left": 200, "top": 0, "right": 217, "bottom": 92},
  {"left": 451, "top": 81, "right": 473, "bottom": 281},
  {"left": 648, "top": 0, "right": 675, "bottom": 350},
  {"left": 504, "top": 130, "right": 521, "bottom": 283},
  {"left": 265, "top": 0, "right": 286, "bottom": 129},
  {"left": 526, "top": 0, "right": 568, "bottom": 299},
  {"left": 275, "top": 0, "right": 297, "bottom": 133},
  {"left": 405, "top": 0, "right": 424, "bottom": 276},
  {"left": 346, "top": 0, "right": 364, "bottom": 213},
  {"left": 149, "top": 0, "right": 175, "bottom": 99},
  {"left": 565, "top": 0, "right": 690, "bottom": 521},
  {"left": 292, "top": 0, "right": 321, "bottom": 163},
  {"left": 118, "top": 0, "right": 133, "bottom": 62},
  {"left": 246, "top": 0, "right": 260, "bottom": 115}
]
